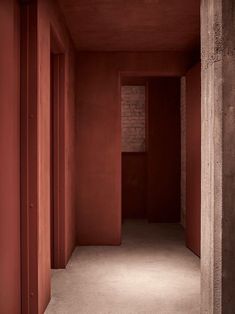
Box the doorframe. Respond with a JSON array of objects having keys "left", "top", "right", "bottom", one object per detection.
[
  {"left": 20, "top": 1, "right": 38, "bottom": 313},
  {"left": 20, "top": 3, "right": 67, "bottom": 312}
]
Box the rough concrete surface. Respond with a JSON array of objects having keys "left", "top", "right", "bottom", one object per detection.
[
  {"left": 201, "top": 0, "right": 235, "bottom": 312},
  {"left": 45, "top": 220, "right": 200, "bottom": 314}
]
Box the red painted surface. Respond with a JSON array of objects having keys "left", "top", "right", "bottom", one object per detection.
[
  {"left": 58, "top": 0, "right": 200, "bottom": 51},
  {"left": 0, "top": 1, "right": 199, "bottom": 313},
  {"left": 76, "top": 52, "right": 192, "bottom": 244},
  {"left": 186, "top": 62, "right": 201, "bottom": 256},
  {"left": 36, "top": 1, "right": 77, "bottom": 311},
  {"left": 19, "top": 1, "right": 77, "bottom": 313},
  {"left": 50, "top": 50, "right": 69, "bottom": 269},
  {"left": 20, "top": 2, "right": 39, "bottom": 312},
  {"left": 148, "top": 78, "right": 181, "bottom": 222},
  {"left": 50, "top": 52, "right": 66, "bottom": 269},
  {"left": 122, "top": 153, "right": 147, "bottom": 219},
  {"left": 0, "top": 1, "right": 21, "bottom": 313}
]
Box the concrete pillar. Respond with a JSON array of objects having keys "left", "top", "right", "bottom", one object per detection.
[{"left": 201, "top": 0, "right": 235, "bottom": 312}]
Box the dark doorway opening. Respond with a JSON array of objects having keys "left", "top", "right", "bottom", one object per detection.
[
  {"left": 121, "top": 78, "right": 148, "bottom": 220},
  {"left": 50, "top": 31, "right": 66, "bottom": 269},
  {"left": 121, "top": 76, "right": 181, "bottom": 225},
  {"left": 50, "top": 53, "right": 55, "bottom": 268}
]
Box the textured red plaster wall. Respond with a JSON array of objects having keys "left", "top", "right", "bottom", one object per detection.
[
  {"left": 76, "top": 52, "right": 192, "bottom": 244},
  {"left": 148, "top": 78, "right": 181, "bottom": 222},
  {"left": 37, "top": 0, "right": 76, "bottom": 311},
  {"left": 186, "top": 62, "right": 201, "bottom": 256},
  {"left": 0, "top": 1, "right": 21, "bottom": 313}
]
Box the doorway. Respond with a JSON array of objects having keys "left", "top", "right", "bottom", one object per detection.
[
  {"left": 50, "top": 31, "right": 66, "bottom": 269},
  {"left": 121, "top": 78, "right": 147, "bottom": 220},
  {"left": 50, "top": 53, "right": 56, "bottom": 268},
  {"left": 121, "top": 76, "right": 181, "bottom": 225}
]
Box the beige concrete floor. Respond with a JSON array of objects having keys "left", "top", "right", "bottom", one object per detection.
[{"left": 45, "top": 220, "right": 200, "bottom": 314}]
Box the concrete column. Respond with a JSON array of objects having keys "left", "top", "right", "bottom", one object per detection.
[{"left": 201, "top": 0, "right": 235, "bottom": 313}]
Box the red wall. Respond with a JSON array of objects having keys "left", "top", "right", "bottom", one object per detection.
[
  {"left": 185, "top": 62, "right": 201, "bottom": 256},
  {"left": 148, "top": 78, "right": 181, "bottom": 222},
  {"left": 76, "top": 52, "right": 192, "bottom": 244},
  {"left": 0, "top": 1, "right": 21, "bottom": 313},
  {"left": 122, "top": 153, "right": 147, "bottom": 219},
  {"left": 37, "top": 1, "right": 77, "bottom": 311}
]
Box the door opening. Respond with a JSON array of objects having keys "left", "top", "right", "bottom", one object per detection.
[
  {"left": 50, "top": 54, "right": 55, "bottom": 268},
  {"left": 121, "top": 76, "right": 181, "bottom": 226},
  {"left": 50, "top": 30, "right": 66, "bottom": 269},
  {"left": 121, "top": 79, "right": 147, "bottom": 221}
]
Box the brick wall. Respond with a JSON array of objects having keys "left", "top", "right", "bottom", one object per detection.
[{"left": 121, "top": 86, "right": 146, "bottom": 152}]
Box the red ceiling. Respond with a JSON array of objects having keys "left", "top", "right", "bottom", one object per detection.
[{"left": 58, "top": 0, "right": 200, "bottom": 52}]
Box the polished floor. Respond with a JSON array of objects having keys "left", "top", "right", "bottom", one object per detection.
[{"left": 45, "top": 220, "right": 200, "bottom": 314}]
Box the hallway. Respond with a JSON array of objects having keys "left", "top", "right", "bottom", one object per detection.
[
  {"left": 3, "top": 0, "right": 235, "bottom": 313},
  {"left": 46, "top": 221, "right": 200, "bottom": 314}
]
